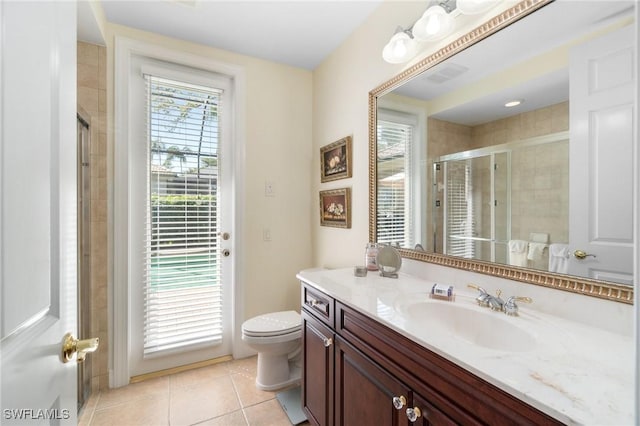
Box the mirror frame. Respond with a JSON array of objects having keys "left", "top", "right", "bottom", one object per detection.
[{"left": 369, "top": 0, "right": 633, "bottom": 305}]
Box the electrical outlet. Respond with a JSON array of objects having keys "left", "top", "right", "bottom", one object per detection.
[
  {"left": 265, "top": 181, "right": 275, "bottom": 197},
  {"left": 263, "top": 228, "right": 272, "bottom": 241}
]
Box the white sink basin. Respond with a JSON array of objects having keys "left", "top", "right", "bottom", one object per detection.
[{"left": 399, "top": 301, "right": 537, "bottom": 352}]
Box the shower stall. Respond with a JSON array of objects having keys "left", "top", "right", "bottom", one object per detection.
[
  {"left": 432, "top": 133, "right": 569, "bottom": 266},
  {"left": 77, "top": 109, "right": 92, "bottom": 411},
  {"left": 434, "top": 151, "right": 510, "bottom": 264}
]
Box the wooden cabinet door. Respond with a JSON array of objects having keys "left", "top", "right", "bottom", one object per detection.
[
  {"left": 302, "top": 310, "right": 335, "bottom": 426},
  {"left": 335, "top": 336, "right": 408, "bottom": 426},
  {"left": 409, "top": 392, "right": 457, "bottom": 426}
]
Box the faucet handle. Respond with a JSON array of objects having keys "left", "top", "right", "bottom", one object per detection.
[
  {"left": 467, "top": 283, "right": 487, "bottom": 293},
  {"left": 467, "top": 284, "right": 491, "bottom": 307},
  {"left": 504, "top": 296, "right": 533, "bottom": 316}
]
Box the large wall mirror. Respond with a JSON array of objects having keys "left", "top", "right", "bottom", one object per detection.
[{"left": 369, "top": 0, "right": 635, "bottom": 303}]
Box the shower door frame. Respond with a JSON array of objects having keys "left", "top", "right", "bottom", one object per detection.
[{"left": 76, "top": 107, "right": 92, "bottom": 411}]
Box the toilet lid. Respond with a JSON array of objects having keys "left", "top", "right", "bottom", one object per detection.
[{"left": 242, "top": 310, "right": 301, "bottom": 336}]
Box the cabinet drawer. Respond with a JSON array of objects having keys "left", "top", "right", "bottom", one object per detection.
[{"left": 302, "top": 284, "right": 334, "bottom": 328}]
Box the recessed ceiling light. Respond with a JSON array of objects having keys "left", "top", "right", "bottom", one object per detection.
[{"left": 504, "top": 100, "right": 523, "bottom": 108}]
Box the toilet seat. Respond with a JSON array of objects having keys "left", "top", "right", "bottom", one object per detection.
[{"left": 242, "top": 310, "right": 301, "bottom": 338}]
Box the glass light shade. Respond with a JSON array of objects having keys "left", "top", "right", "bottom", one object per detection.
[
  {"left": 456, "top": 0, "right": 498, "bottom": 15},
  {"left": 382, "top": 31, "right": 418, "bottom": 64},
  {"left": 412, "top": 5, "right": 454, "bottom": 42}
]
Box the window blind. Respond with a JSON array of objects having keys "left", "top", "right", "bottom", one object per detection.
[
  {"left": 144, "top": 75, "right": 223, "bottom": 355},
  {"left": 446, "top": 160, "right": 476, "bottom": 258},
  {"left": 376, "top": 119, "right": 414, "bottom": 247}
]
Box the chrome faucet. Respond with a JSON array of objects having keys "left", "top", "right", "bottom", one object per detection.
[
  {"left": 468, "top": 284, "right": 532, "bottom": 315},
  {"left": 487, "top": 290, "right": 504, "bottom": 312},
  {"left": 503, "top": 296, "right": 533, "bottom": 316}
]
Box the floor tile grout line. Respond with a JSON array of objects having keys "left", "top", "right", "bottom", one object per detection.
[
  {"left": 83, "top": 390, "right": 101, "bottom": 425},
  {"left": 228, "top": 368, "right": 252, "bottom": 425}
]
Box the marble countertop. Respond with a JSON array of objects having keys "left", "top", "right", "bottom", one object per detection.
[{"left": 296, "top": 268, "right": 634, "bottom": 425}]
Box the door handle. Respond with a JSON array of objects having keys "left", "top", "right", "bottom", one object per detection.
[
  {"left": 222, "top": 249, "right": 231, "bottom": 257},
  {"left": 62, "top": 333, "right": 99, "bottom": 363},
  {"left": 573, "top": 250, "right": 596, "bottom": 260}
]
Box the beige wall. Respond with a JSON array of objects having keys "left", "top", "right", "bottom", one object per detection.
[
  {"left": 77, "top": 42, "right": 109, "bottom": 391},
  {"left": 103, "top": 25, "right": 314, "bottom": 331}
]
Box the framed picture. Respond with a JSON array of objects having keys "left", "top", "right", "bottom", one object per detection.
[
  {"left": 320, "top": 136, "right": 352, "bottom": 183},
  {"left": 319, "top": 188, "right": 351, "bottom": 228}
]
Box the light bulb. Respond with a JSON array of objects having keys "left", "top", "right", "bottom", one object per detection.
[
  {"left": 412, "top": 5, "right": 454, "bottom": 42},
  {"left": 425, "top": 14, "right": 442, "bottom": 35},
  {"left": 382, "top": 31, "right": 418, "bottom": 64}
]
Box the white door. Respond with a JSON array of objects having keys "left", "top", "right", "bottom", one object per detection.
[
  {"left": 127, "top": 56, "right": 234, "bottom": 376},
  {"left": 568, "top": 24, "right": 635, "bottom": 284},
  {"left": 1, "top": 1, "right": 80, "bottom": 423}
]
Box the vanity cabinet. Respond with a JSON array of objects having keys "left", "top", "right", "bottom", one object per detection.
[
  {"left": 301, "top": 282, "right": 563, "bottom": 426},
  {"left": 302, "top": 310, "right": 334, "bottom": 426},
  {"left": 335, "top": 335, "right": 456, "bottom": 425}
]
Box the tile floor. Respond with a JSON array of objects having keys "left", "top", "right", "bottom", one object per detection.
[{"left": 78, "top": 356, "right": 310, "bottom": 426}]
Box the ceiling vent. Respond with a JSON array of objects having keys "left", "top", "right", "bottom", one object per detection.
[{"left": 424, "top": 63, "right": 469, "bottom": 84}]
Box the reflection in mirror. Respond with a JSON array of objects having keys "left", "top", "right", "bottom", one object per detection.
[{"left": 373, "top": 0, "right": 635, "bottom": 289}]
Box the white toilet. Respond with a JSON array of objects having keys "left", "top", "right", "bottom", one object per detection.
[{"left": 241, "top": 310, "right": 302, "bottom": 391}]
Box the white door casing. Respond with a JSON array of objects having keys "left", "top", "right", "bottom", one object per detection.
[
  {"left": 1, "top": 1, "right": 78, "bottom": 423},
  {"left": 568, "top": 24, "right": 635, "bottom": 284}
]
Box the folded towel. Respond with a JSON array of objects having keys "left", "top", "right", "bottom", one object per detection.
[
  {"left": 508, "top": 239, "right": 528, "bottom": 252},
  {"left": 508, "top": 240, "right": 528, "bottom": 267},
  {"left": 527, "top": 242, "right": 547, "bottom": 260},
  {"left": 548, "top": 243, "right": 570, "bottom": 274}
]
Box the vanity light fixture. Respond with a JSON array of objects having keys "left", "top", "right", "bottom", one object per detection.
[
  {"left": 382, "top": 27, "right": 418, "bottom": 64},
  {"left": 504, "top": 99, "right": 523, "bottom": 107},
  {"left": 412, "top": 4, "right": 455, "bottom": 42},
  {"left": 382, "top": 0, "right": 500, "bottom": 64}
]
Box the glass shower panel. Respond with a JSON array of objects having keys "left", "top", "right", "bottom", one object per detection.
[{"left": 445, "top": 156, "right": 491, "bottom": 258}]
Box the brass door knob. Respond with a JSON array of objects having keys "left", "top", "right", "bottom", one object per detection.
[
  {"left": 62, "top": 333, "right": 99, "bottom": 363},
  {"left": 573, "top": 250, "right": 596, "bottom": 260}
]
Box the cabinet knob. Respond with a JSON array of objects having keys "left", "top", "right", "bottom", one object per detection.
[
  {"left": 392, "top": 395, "right": 407, "bottom": 410},
  {"left": 406, "top": 407, "right": 422, "bottom": 423},
  {"left": 323, "top": 337, "right": 333, "bottom": 347},
  {"left": 308, "top": 298, "right": 323, "bottom": 308}
]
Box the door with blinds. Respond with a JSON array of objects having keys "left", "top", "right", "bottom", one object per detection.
[
  {"left": 376, "top": 111, "right": 416, "bottom": 248},
  {"left": 129, "top": 58, "right": 233, "bottom": 375}
]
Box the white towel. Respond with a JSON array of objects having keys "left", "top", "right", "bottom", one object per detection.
[
  {"left": 508, "top": 240, "right": 528, "bottom": 267},
  {"left": 548, "top": 243, "right": 570, "bottom": 274},
  {"left": 527, "top": 242, "right": 547, "bottom": 261}
]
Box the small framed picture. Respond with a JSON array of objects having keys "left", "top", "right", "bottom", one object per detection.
[
  {"left": 319, "top": 188, "right": 351, "bottom": 228},
  {"left": 320, "top": 136, "right": 352, "bottom": 183}
]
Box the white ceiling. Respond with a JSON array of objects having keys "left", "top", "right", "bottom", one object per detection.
[{"left": 78, "top": 0, "right": 384, "bottom": 70}]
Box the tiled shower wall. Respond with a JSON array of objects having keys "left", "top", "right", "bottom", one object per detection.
[{"left": 77, "top": 42, "right": 109, "bottom": 391}]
